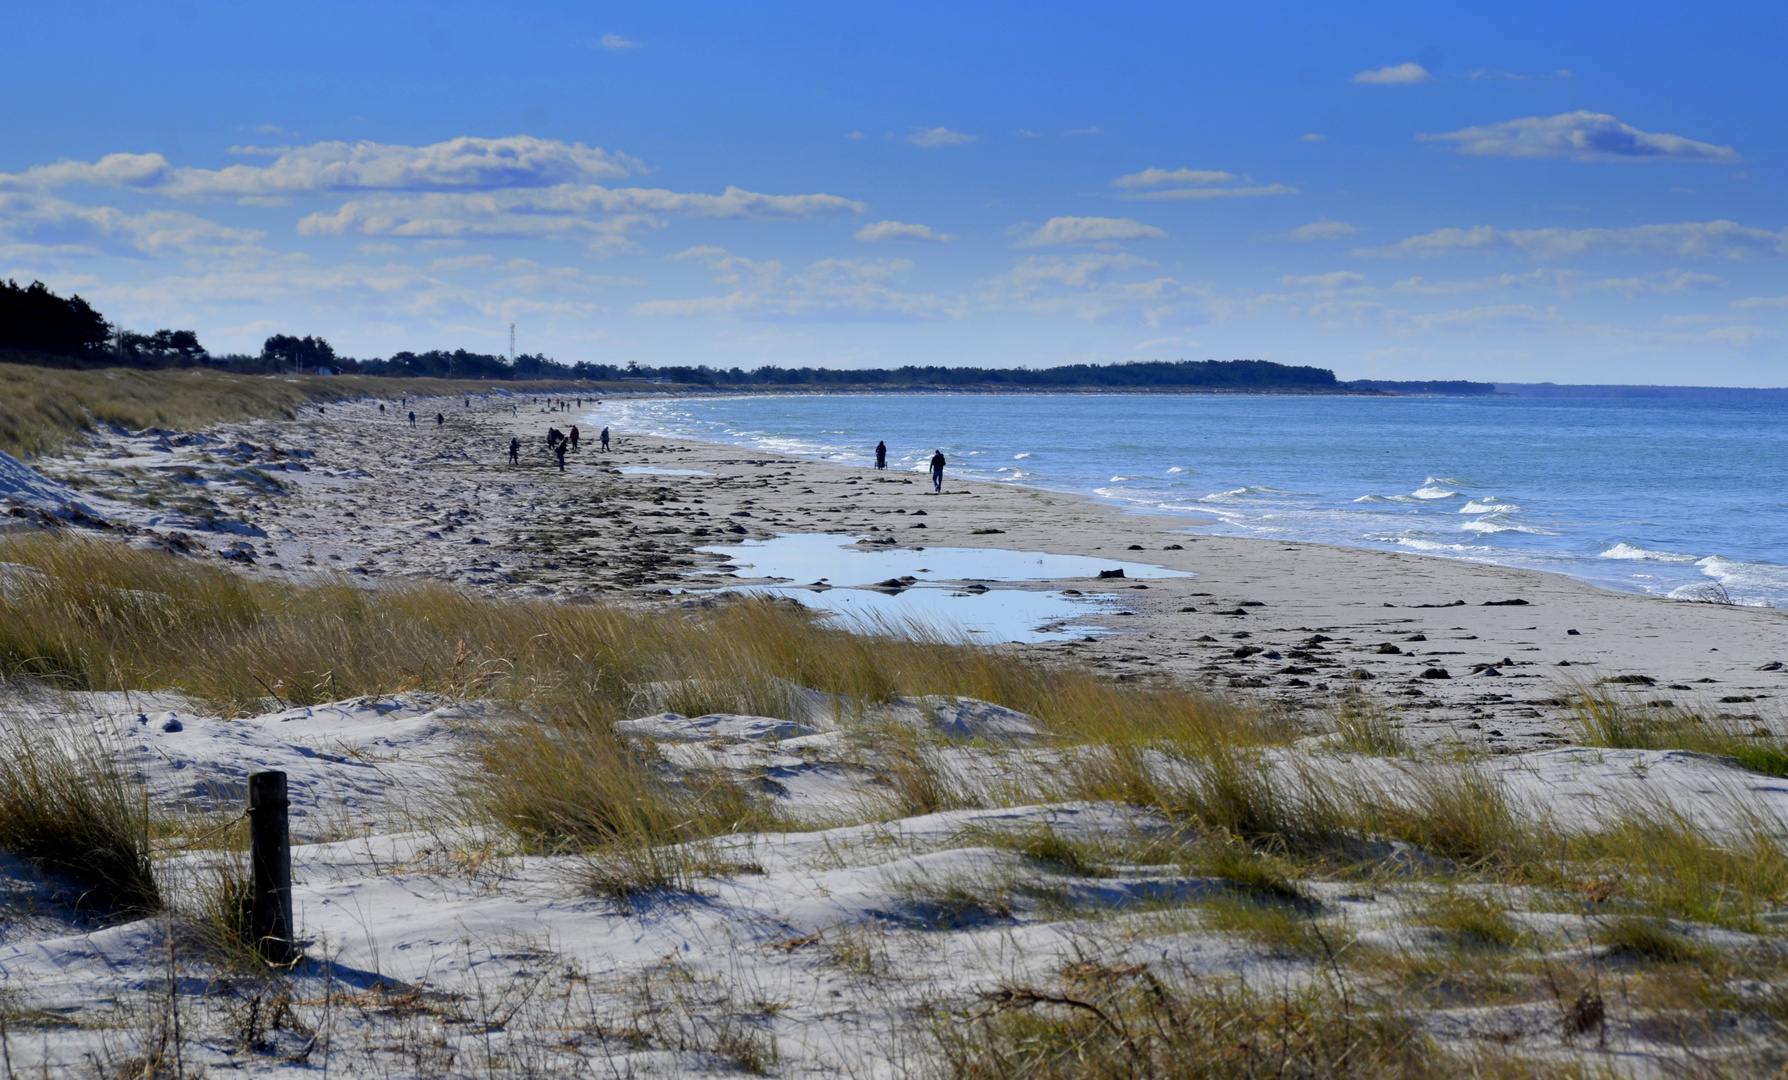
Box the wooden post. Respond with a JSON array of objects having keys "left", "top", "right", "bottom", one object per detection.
[{"left": 247, "top": 771, "right": 294, "bottom": 963}]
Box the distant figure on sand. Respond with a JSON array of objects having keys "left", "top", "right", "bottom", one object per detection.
[
  {"left": 435, "top": 413, "right": 444, "bottom": 427},
  {"left": 569, "top": 425, "right": 579, "bottom": 449},
  {"left": 875, "top": 441, "right": 887, "bottom": 470},
  {"left": 553, "top": 440, "right": 567, "bottom": 470},
  {"left": 408, "top": 411, "right": 416, "bottom": 427},
  {"left": 600, "top": 427, "right": 610, "bottom": 451},
  {"left": 930, "top": 450, "right": 946, "bottom": 492},
  {"left": 508, "top": 437, "right": 520, "bottom": 464},
  {"left": 546, "top": 427, "right": 562, "bottom": 448},
  {"left": 379, "top": 403, "right": 385, "bottom": 414}
]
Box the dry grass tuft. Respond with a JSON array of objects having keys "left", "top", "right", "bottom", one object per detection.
[
  {"left": 1567, "top": 688, "right": 1788, "bottom": 777},
  {"left": 935, "top": 962, "right": 1436, "bottom": 1079},
  {"left": 0, "top": 711, "right": 158, "bottom": 914}
]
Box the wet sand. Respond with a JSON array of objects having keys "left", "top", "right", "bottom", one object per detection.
[{"left": 33, "top": 389, "right": 1788, "bottom": 751}]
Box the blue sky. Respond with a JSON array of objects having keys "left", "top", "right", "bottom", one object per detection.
[{"left": 5, "top": 1, "right": 1786, "bottom": 384}]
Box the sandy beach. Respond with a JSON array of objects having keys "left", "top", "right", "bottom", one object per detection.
[{"left": 24, "top": 388, "right": 1787, "bottom": 752}]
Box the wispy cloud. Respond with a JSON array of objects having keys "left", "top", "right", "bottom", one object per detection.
[
  {"left": 0, "top": 192, "right": 266, "bottom": 259},
  {"left": 1353, "top": 62, "right": 1433, "bottom": 85},
  {"left": 1017, "top": 216, "right": 1167, "bottom": 246},
  {"left": 1300, "top": 133, "right": 1329, "bottom": 143},
  {"left": 297, "top": 184, "right": 866, "bottom": 248},
  {"left": 598, "top": 33, "right": 638, "bottom": 50},
  {"left": 1113, "top": 168, "right": 1237, "bottom": 188},
  {"left": 0, "top": 136, "right": 647, "bottom": 199},
  {"left": 1730, "top": 294, "right": 1788, "bottom": 310},
  {"left": 1359, "top": 220, "right": 1788, "bottom": 260},
  {"left": 855, "top": 220, "right": 953, "bottom": 243},
  {"left": 980, "top": 253, "right": 1204, "bottom": 325},
  {"left": 1281, "top": 271, "right": 1366, "bottom": 289},
  {"left": 638, "top": 250, "right": 959, "bottom": 320},
  {"left": 906, "top": 127, "right": 977, "bottom": 147},
  {"left": 1112, "top": 167, "right": 1296, "bottom": 201},
  {"left": 1260, "top": 220, "right": 1359, "bottom": 242},
  {"left": 1419, "top": 112, "right": 1740, "bottom": 163}
]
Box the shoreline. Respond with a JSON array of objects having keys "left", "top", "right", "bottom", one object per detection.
[
  {"left": 594, "top": 391, "right": 1786, "bottom": 610},
  {"left": 18, "top": 387, "right": 1788, "bottom": 752}
]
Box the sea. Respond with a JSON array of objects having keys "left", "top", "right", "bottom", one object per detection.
[{"left": 589, "top": 393, "right": 1788, "bottom": 609}]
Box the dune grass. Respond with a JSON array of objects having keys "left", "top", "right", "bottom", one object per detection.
[
  {"left": 1567, "top": 687, "right": 1788, "bottom": 777},
  {"left": 934, "top": 962, "right": 1440, "bottom": 1080},
  {"left": 0, "top": 532, "right": 1263, "bottom": 858},
  {"left": 0, "top": 362, "right": 611, "bottom": 459},
  {"left": 0, "top": 710, "right": 159, "bottom": 914}
]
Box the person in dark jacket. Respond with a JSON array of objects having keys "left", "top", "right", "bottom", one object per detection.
[
  {"left": 875, "top": 441, "right": 887, "bottom": 470},
  {"left": 929, "top": 450, "right": 946, "bottom": 492},
  {"left": 508, "top": 437, "right": 520, "bottom": 464}
]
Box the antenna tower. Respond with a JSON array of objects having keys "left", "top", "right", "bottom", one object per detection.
[{"left": 509, "top": 323, "right": 515, "bottom": 361}]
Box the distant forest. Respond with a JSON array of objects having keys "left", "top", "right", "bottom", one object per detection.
[{"left": 0, "top": 277, "right": 1502, "bottom": 394}]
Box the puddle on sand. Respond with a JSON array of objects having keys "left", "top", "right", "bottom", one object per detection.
[
  {"left": 692, "top": 532, "right": 1191, "bottom": 643},
  {"left": 617, "top": 466, "right": 714, "bottom": 476}
]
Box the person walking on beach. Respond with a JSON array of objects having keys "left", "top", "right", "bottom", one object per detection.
[
  {"left": 408, "top": 411, "right": 416, "bottom": 427},
  {"left": 930, "top": 450, "right": 946, "bottom": 492},
  {"left": 435, "top": 412, "right": 445, "bottom": 427},
  {"left": 875, "top": 441, "right": 887, "bottom": 470},
  {"left": 379, "top": 403, "right": 385, "bottom": 414},
  {"left": 569, "top": 425, "right": 580, "bottom": 450},
  {"left": 553, "top": 439, "right": 567, "bottom": 470},
  {"left": 508, "top": 437, "right": 520, "bottom": 464},
  {"left": 600, "top": 427, "right": 610, "bottom": 452}
]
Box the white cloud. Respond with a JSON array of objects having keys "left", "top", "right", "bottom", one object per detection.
[
  {"left": 1063, "top": 126, "right": 1103, "bottom": 137},
  {"left": 1261, "top": 220, "right": 1360, "bottom": 242},
  {"left": 0, "top": 152, "right": 172, "bottom": 190},
  {"left": 599, "top": 33, "right": 638, "bottom": 50},
  {"left": 854, "top": 220, "right": 952, "bottom": 243},
  {"left": 1300, "top": 133, "right": 1329, "bottom": 143},
  {"left": 637, "top": 250, "right": 959, "bottom": 320},
  {"left": 1113, "top": 169, "right": 1238, "bottom": 188},
  {"left": 0, "top": 137, "right": 645, "bottom": 199},
  {"left": 1281, "top": 271, "right": 1366, "bottom": 289},
  {"left": 1419, "top": 112, "right": 1741, "bottom": 163},
  {"left": 1017, "top": 216, "right": 1167, "bottom": 247},
  {"left": 1112, "top": 168, "right": 1295, "bottom": 200},
  {"left": 297, "top": 184, "right": 867, "bottom": 246},
  {"left": 1123, "top": 183, "right": 1297, "bottom": 201},
  {"left": 0, "top": 192, "right": 265, "bottom": 259},
  {"left": 1353, "top": 63, "right": 1433, "bottom": 85},
  {"left": 906, "top": 127, "right": 977, "bottom": 147},
  {"left": 1360, "top": 220, "right": 1788, "bottom": 261}
]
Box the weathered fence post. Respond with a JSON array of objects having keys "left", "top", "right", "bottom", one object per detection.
[{"left": 247, "top": 771, "right": 294, "bottom": 963}]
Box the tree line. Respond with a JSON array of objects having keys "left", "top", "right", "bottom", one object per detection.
[{"left": 0, "top": 277, "right": 1496, "bottom": 393}]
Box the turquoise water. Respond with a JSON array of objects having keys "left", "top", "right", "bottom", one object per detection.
[{"left": 592, "top": 393, "right": 1788, "bottom": 608}]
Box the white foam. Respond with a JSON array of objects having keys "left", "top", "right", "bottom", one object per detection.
[
  {"left": 1458, "top": 499, "right": 1521, "bottom": 514},
  {"left": 1460, "top": 519, "right": 1555, "bottom": 535},
  {"left": 1600, "top": 542, "right": 1698, "bottom": 563},
  {"left": 1411, "top": 485, "right": 1458, "bottom": 500}
]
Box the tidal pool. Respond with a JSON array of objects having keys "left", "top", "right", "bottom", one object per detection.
[{"left": 693, "top": 532, "right": 1190, "bottom": 643}]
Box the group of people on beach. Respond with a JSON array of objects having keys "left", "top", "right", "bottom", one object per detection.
[
  {"left": 873, "top": 439, "right": 948, "bottom": 491},
  {"left": 512, "top": 424, "right": 609, "bottom": 469}
]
